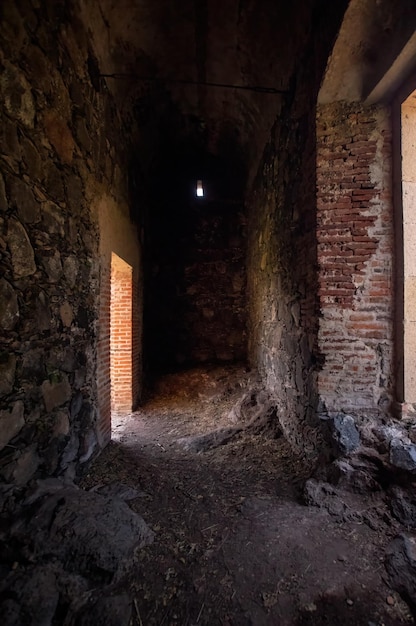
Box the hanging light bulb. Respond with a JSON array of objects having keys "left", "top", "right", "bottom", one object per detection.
[{"left": 196, "top": 179, "right": 204, "bottom": 197}]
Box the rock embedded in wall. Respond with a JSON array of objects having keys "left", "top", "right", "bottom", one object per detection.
[
  {"left": 0, "top": 353, "right": 16, "bottom": 395},
  {"left": 59, "top": 301, "right": 74, "bottom": 327},
  {"left": 10, "top": 444, "right": 40, "bottom": 486},
  {"left": 41, "top": 375, "right": 72, "bottom": 413},
  {"left": 0, "top": 401, "right": 24, "bottom": 451},
  {"left": 41, "top": 250, "right": 63, "bottom": 283},
  {"left": 0, "top": 278, "right": 19, "bottom": 330},
  {"left": 43, "top": 110, "right": 75, "bottom": 165},
  {"left": 8, "top": 177, "right": 40, "bottom": 224},
  {"left": 6, "top": 217, "right": 37, "bottom": 278},
  {"left": 0, "top": 173, "right": 7, "bottom": 211},
  {"left": 63, "top": 255, "right": 79, "bottom": 287},
  {"left": 41, "top": 201, "right": 65, "bottom": 237},
  {"left": 0, "top": 60, "right": 35, "bottom": 128}
]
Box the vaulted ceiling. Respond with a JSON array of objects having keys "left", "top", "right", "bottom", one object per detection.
[{"left": 77, "top": 0, "right": 348, "bottom": 189}]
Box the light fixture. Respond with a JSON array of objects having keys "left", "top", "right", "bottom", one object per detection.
[{"left": 196, "top": 179, "right": 204, "bottom": 197}]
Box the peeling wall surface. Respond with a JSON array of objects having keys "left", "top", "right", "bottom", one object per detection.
[{"left": 316, "top": 102, "right": 394, "bottom": 417}]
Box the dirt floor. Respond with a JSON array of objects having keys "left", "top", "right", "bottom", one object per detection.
[{"left": 81, "top": 366, "right": 415, "bottom": 626}]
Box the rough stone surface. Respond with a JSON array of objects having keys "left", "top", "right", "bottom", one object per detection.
[
  {"left": 390, "top": 437, "right": 416, "bottom": 472},
  {"left": 303, "top": 477, "right": 382, "bottom": 530},
  {"left": 41, "top": 375, "right": 72, "bottom": 413},
  {"left": 0, "top": 1, "right": 134, "bottom": 485},
  {"left": 0, "top": 278, "right": 19, "bottom": 330},
  {"left": 0, "top": 172, "right": 7, "bottom": 211},
  {"left": 25, "top": 486, "right": 154, "bottom": 575},
  {"left": 41, "top": 250, "right": 63, "bottom": 283},
  {"left": 304, "top": 478, "right": 358, "bottom": 521},
  {"left": 0, "top": 353, "right": 16, "bottom": 395},
  {"left": 79, "top": 428, "right": 98, "bottom": 463},
  {"left": 327, "top": 457, "right": 381, "bottom": 494},
  {"left": 244, "top": 16, "right": 345, "bottom": 456},
  {"left": 60, "top": 301, "right": 74, "bottom": 327},
  {"left": 0, "top": 60, "right": 35, "bottom": 128},
  {"left": 385, "top": 534, "right": 416, "bottom": 612},
  {"left": 389, "top": 486, "right": 416, "bottom": 529},
  {"left": 42, "top": 201, "right": 65, "bottom": 236},
  {"left": 0, "top": 483, "right": 152, "bottom": 626},
  {"left": 6, "top": 217, "right": 37, "bottom": 278},
  {"left": 52, "top": 410, "right": 70, "bottom": 438},
  {"left": 8, "top": 176, "right": 40, "bottom": 223},
  {"left": 84, "top": 593, "right": 132, "bottom": 626},
  {"left": 11, "top": 445, "right": 40, "bottom": 486},
  {"left": 330, "top": 414, "right": 361, "bottom": 454},
  {"left": 0, "top": 401, "right": 24, "bottom": 451},
  {"left": 63, "top": 255, "right": 79, "bottom": 287},
  {"left": 1, "top": 564, "right": 60, "bottom": 626},
  {"left": 44, "top": 110, "right": 75, "bottom": 164}
]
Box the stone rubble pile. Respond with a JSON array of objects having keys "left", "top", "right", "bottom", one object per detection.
[{"left": 0, "top": 480, "right": 154, "bottom": 626}]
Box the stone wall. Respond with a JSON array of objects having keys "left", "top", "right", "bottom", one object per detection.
[
  {"left": 146, "top": 195, "right": 247, "bottom": 372},
  {"left": 0, "top": 2, "right": 142, "bottom": 484},
  {"left": 316, "top": 101, "right": 394, "bottom": 417},
  {"left": 246, "top": 103, "right": 321, "bottom": 456},
  {"left": 245, "top": 2, "right": 349, "bottom": 457}
]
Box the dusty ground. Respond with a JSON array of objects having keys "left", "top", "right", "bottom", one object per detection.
[{"left": 81, "top": 366, "right": 415, "bottom": 626}]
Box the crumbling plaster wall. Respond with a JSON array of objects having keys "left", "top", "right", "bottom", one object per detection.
[
  {"left": 315, "top": 0, "right": 416, "bottom": 421},
  {"left": 316, "top": 102, "right": 394, "bottom": 418},
  {"left": 0, "top": 1, "right": 141, "bottom": 486}
]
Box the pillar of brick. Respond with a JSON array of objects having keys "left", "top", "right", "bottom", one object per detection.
[
  {"left": 110, "top": 255, "right": 133, "bottom": 413},
  {"left": 316, "top": 101, "right": 394, "bottom": 415}
]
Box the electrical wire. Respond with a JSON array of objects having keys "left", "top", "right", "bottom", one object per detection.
[{"left": 99, "top": 73, "right": 286, "bottom": 94}]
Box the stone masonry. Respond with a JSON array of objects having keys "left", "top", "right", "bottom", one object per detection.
[{"left": 0, "top": 2, "right": 141, "bottom": 484}]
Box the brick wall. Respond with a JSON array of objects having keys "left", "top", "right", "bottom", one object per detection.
[
  {"left": 132, "top": 269, "right": 142, "bottom": 409},
  {"left": 316, "top": 102, "right": 394, "bottom": 416},
  {"left": 110, "top": 260, "right": 133, "bottom": 412}
]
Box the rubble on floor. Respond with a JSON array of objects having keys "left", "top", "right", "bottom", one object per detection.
[{"left": 0, "top": 480, "right": 153, "bottom": 626}]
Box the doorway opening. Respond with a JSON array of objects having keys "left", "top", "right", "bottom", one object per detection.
[
  {"left": 110, "top": 252, "right": 133, "bottom": 416},
  {"left": 398, "top": 88, "right": 416, "bottom": 410}
]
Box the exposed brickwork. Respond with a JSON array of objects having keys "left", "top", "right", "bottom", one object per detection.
[
  {"left": 110, "top": 262, "right": 133, "bottom": 412},
  {"left": 316, "top": 102, "right": 394, "bottom": 415},
  {"left": 132, "top": 270, "right": 142, "bottom": 409}
]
